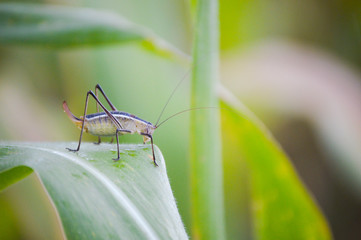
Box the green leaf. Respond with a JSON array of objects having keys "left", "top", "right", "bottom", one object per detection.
[
  {"left": 0, "top": 166, "right": 33, "bottom": 191},
  {"left": 0, "top": 3, "right": 189, "bottom": 63},
  {"left": 0, "top": 142, "right": 187, "bottom": 240},
  {"left": 189, "top": 0, "right": 226, "bottom": 239},
  {"left": 219, "top": 90, "right": 331, "bottom": 240},
  {"left": 219, "top": 0, "right": 266, "bottom": 50},
  {"left": 0, "top": 171, "right": 66, "bottom": 240}
]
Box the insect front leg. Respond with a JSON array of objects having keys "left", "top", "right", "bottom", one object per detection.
[
  {"left": 113, "top": 129, "right": 131, "bottom": 161},
  {"left": 141, "top": 133, "right": 158, "bottom": 167}
]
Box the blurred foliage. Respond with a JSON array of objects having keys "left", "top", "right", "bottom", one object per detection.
[
  {"left": 220, "top": 98, "right": 330, "bottom": 240},
  {"left": 0, "top": 0, "right": 360, "bottom": 239},
  {"left": 220, "top": 0, "right": 361, "bottom": 65},
  {"left": 0, "top": 3, "right": 189, "bottom": 63},
  {"left": 0, "top": 172, "right": 65, "bottom": 240},
  {"left": 0, "top": 166, "right": 33, "bottom": 191}
]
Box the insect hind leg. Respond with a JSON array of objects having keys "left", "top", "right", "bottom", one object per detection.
[
  {"left": 66, "top": 91, "right": 92, "bottom": 152},
  {"left": 67, "top": 90, "right": 124, "bottom": 153},
  {"left": 95, "top": 84, "right": 117, "bottom": 111},
  {"left": 94, "top": 84, "right": 117, "bottom": 145}
]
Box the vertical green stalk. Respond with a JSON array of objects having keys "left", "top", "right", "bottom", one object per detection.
[{"left": 190, "top": 0, "right": 225, "bottom": 239}]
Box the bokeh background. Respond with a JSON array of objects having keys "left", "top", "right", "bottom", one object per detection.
[{"left": 0, "top": 0, "right": 360, "bottom": 239}]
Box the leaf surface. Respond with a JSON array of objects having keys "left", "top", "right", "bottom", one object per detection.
[
  {"left": 0, "top": 165, "right": 33, "bottom": 191},
  {"left": 0, "top": 142, "right": 187, "bottom": 240}
]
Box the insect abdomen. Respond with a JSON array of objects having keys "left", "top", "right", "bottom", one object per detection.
[
  {"left": 85, "top": 116, "right": 118, "bottom": 136},
  {"left": 84, "top": 113, "right": 149, "bottom": 137}
]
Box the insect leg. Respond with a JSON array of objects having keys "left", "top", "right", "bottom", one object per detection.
[
  {"left": 113, "top": 129, "right": 131, "bottom": 161},
  {"left": 66, "top": 91, "right": 92, "bottom": 152},
  {"left": 94, "top": 86, "right": 101, "bottom": 145},
  {"left": 87, "top": 91, "right": 124, "bottom": 129},
  {"left": 94, "top": 84, "right": 117, "bottom": 145},
  {"left": 95, "top": 84, "right": 117, "bottom": 111},
  {"left": 86, "top": 91, "right": 138, "bottom": 161},
  {"left": 94, "top": 138, "right": 102, "bottom": 145},
  {"left": 114, "top": 130, "right": 119, "bottom": 160},
  {"left": 141, "top": 133, "right": 158, "bottom": 167},
  {"left": 67, "top": 91, "right": 123, "bottom": 153}
]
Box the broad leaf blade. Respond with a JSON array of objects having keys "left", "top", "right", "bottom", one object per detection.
[
  {"left": 0, "top": 142, "right": 187, "bottom": 240},
  {"left": 219, "top": 89, "right": 331, "bottom": 240},
  {"left": 0, "top": 172, "right": 66, "bottom": 240},
  {"left": 0, "top": 3, "right": 189, "bottom": 63},
  {"left": 0, "top": 166, "right": 33, "bottom": 191}
]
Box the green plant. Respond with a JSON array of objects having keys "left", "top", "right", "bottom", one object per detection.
[{"left": 0, "top": 2, "right": 331, "bottom": 240}]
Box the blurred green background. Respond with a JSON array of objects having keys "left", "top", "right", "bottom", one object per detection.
[{"left": 0, "top": 0, "right": 360, "bottom": 239}]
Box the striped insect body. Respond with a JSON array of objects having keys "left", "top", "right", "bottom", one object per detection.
[
  {"left": 63, "top": 72, "right": 205, "bottom": 166},
  {"left": 63, "top": 82, "right": 175, "bottom": 167}
]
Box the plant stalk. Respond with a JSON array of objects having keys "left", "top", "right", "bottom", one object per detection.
[{"left": 190, "top": 0, "right": 226, "bottom": 239}]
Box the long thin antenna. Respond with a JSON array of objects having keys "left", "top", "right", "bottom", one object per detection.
[
  {"left": 155, "top": 107, "right": 218, "bottom": 128},
  {"left": 154, "top": 69, "right": 191, "bottom": 126}
]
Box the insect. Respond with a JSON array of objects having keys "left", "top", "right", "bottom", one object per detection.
[{"left": 63, "top": 73, "right": 204, "bottom": 166}]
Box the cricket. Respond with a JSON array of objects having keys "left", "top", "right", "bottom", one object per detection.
[{"left": 63, "top": 73, "right": 205, "bottom": 166}]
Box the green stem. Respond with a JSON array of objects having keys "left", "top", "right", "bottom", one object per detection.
[{"left": 190, "top": 0, "right": 226, "bottom": 239}]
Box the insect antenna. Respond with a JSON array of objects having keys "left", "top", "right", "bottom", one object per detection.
[
  {"left": 154, "top": 69, "right": 191, "bottom": 127},
  {"left": 155, "top": 107, "right": 218, "bottom": 128}
]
